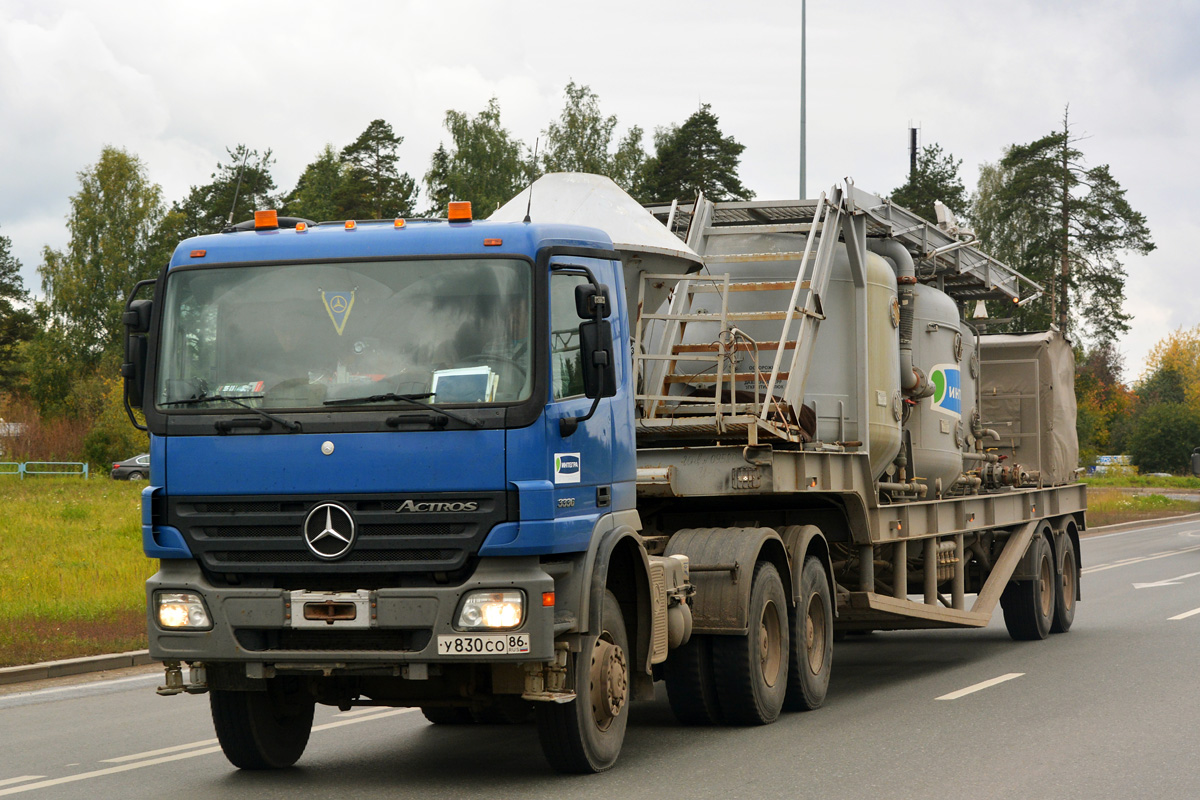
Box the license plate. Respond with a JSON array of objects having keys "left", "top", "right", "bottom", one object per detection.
[{"left": 437, "top": 633, "right": 530, "bottom": 655}]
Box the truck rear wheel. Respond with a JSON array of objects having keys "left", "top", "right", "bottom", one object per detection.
[
  {"left": 535, "top": 590, "right": 629, "bottom": 773},
  {"left": 1000, "top": 530, "right": 1056, "bottom": 641},
  {"left": 664, "top": 634, "right": 723, "bottom": 725},
  {"left": 210, "top": 678, "right": 315, "bottom": 769},
  {"left": 785, "top": 556, "right": 833, "bottom": 711},
  {"left": 711, "top": 561, "right": 789, "bottom": 725},
  {"left": 1051, "top": 531, "right": 1077, "bottom": 634}
]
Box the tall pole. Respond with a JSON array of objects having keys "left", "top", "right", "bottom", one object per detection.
[{"left": 799, "top": 0, "right": 807, "bottom": 199}]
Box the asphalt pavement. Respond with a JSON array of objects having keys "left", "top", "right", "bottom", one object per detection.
[{"left": 2, "top": 517, "right": 1198, "bottom": 799}]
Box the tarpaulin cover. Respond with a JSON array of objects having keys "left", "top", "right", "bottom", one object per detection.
[{"left": 978, "top": 330, "right": 1079, "bottom": 485}]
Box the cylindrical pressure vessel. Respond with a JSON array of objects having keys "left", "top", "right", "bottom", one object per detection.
[{"left": 905, "top": 283, "right": 965, "bottom": 491}]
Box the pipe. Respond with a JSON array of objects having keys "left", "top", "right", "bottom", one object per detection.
[
  {"left": 867, "top": 239, "right": 928, "bottom": 397},
  {"left": 878, "top": 481, "right": 928, "bottom": 497}
]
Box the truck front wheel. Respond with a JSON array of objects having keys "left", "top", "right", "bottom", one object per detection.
[
  {"left": 210, "top": 678, "right": 315, "bottom": 769},
  {"left": 535, "top": 590, "right": 630, "bottom": 773}
]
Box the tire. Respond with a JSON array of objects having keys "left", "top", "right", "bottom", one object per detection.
[
  {"left": 535, "top": 590, "right": 630, "bottom": 773},
  {"left": 210, "top": 680, "right": 315, "bottom": 770},
  {"left": 664, "top": 634, "right": 723, "bottom": 725},
  {"left": 785, "top": 556, "right": 833, "bottom": 712},
  {"left": 127, "top": 471, "right": 144, "bottom": 480},
  {"left": 1000, "top": 531, "right": 1056, "bottom": 641},
  {"left": 421, "top": 706, "right": 475, "bottom": 725},
  {"left": 1051, "top": 532, "right": 1078, "bottom": 634},
  {"left": 711, "top": 561, "right": 789, "bottom": 725}
]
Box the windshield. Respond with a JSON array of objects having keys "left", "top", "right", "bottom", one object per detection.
[{"left": 155, "top": 258, "right": 533, "bottom": 411}]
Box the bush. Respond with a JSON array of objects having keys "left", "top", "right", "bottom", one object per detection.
[{"left": 1129, "top": 402, "right": 1200, "bottom": 474}]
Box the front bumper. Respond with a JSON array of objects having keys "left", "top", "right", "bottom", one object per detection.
[{"left": 147, "top": 557, "right": 556, "bottom": 665}]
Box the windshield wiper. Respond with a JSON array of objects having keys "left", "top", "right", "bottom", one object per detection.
[
  {"left": 161, "top": 394, "right": 301, "bottom": 432},
  {"left": 323, "top": 392, "right": 482, "bottom": 428}
]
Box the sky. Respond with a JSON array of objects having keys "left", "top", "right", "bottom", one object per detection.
[{"left": 1, "top": 0, "right": 1196, "bottom": 380}]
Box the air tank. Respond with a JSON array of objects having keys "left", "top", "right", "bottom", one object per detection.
[{"left": 905, "top": 283, "right": 966, "bottom": 491}]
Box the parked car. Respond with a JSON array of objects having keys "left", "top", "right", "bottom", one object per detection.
[{"left": 112, "top": 453, "right": 150, "bottom": 480}]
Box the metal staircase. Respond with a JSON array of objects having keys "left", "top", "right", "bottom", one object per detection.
[{"left": 633, "top": 189, "right": 844, "bottom": 444}]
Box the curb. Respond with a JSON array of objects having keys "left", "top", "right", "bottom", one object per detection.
[
  {"left": 0, "top": 650, "right": 156, "bottom": 687},
  {"left": 1083, "top": 511, "right": 1200, "bottom": 537}
]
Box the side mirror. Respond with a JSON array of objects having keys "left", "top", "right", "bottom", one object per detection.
[
  {"left": 579, "top": 319, "right": 617, "bottom": 399},
  {"left": 574, "top": 283, "right": 611, "bottom": 319},
  {"left": 122, "top": 297, "right": 153, "bottom": 412}
]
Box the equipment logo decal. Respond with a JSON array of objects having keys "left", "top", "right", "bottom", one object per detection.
[
  {"left": 929, "top": 364, "right": 962, "bottom": 417},
  {"left": 321, "top": 290, "right": 356, "bottom": 336},
  {"left": 554, "top": 453, "right": 581, "bottom": 484}
]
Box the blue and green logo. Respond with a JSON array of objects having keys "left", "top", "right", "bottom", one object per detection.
[{"left": 929, "top": 364, "right": 961, "bottom": 417}]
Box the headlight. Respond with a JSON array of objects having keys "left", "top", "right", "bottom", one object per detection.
[
  {"left": 456, "top": 590, "right": 524, "bottom": 630},
  {"left": 156, "top": 592, "right": 212, "bottom": 630}
]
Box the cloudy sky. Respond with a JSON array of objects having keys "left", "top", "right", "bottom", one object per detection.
[{"left": 2, "top": 0, "right": 1195, "bottom": 378}]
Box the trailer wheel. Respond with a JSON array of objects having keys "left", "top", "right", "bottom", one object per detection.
[
  {"left": 711, "top": 561, "right": 789, "bottom": 725},
  {"left": 1050, "top": 532, "right": 1077, "bottom": 634},
  {"left": 664, "top": 634, "right": 723, "bottom": 725},
  {"left": 785, "top": 556, "right": 833, "bottom": 711},
  {"left": 535, "top": 590, "right": 629, "bottom": 773},
  {"left": 210, "top": 679, "right": 315, "bottom": 769},
  {"left": 420, "top": 707, "right": 475, "bottom": 725},
  {"left": 1000, "top": 531, "right": 1056, "bottom": 641}
]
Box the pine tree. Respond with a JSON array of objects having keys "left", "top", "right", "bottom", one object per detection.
[
  {"left": 636, "top": 104, "right": 753, "bottom": 203},
  {"left": 973, "top": 109, "right": 1153, "bottom": 344},
  {"left": 889, "top": 142, "right": 968, "bottom": 222},
  {"left": 339, "top": 119, "right": 418, "bottom": 219}
]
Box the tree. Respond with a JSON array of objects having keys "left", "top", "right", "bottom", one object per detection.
[
  {"left": 338, "top": 119, "right": 418, "bottom": 219},
  {"left": 0, "top": 229, "right": 36, "bottom": 391},
  {"left": 423, "top": 99, "right": 527, "bottom": 215},
  {"left": 636, "top": 104, "right": 754, "bottom": 203},
  {"left": 889, "top": 142, "right": 969, "bottom": 222},
  {"left": 1139, "top": 324, "right": 1200, "bottom": 410},
  {"left": 1128, "top": 402, "right": 1200, "bottom": 474},
  {"left": 540, "top": 81, "right": 646, "bottom": 191},
  {"left": 38, "top": 146, "right": 164, "bottom": 361},
  {"left": 171, "top": 145, "right": 277, "bottom": 236},
  {"left": 973, "top": 109, "right": 1154, "bottom": 345},
  {"left": 1074, "top": 342, "right": 1133, "bottom": 465},
  {"left": 284, "top": 143, "right": 345, "bottom": 222}
]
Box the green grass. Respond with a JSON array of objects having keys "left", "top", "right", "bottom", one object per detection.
[
  {"left": 1082, "top": 474, "right": 1200, "bottom": 489},
  {"left": 0, "top": 478, "right": 154, "bottom": 666},
  {"left": 1085, "top": 486, "right": 1200, "bottom": 528}
]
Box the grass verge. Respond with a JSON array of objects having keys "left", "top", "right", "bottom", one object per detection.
[
  {"left": 0, "top": 478, "right": 153, "bottom": 667},
  {"left": 1085, "top": 487, "right": 1200, "bottom": 528}
]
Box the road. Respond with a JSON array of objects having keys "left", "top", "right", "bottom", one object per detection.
[{"left": 3, "top": 518, "right": 1199, "bottom": 799}]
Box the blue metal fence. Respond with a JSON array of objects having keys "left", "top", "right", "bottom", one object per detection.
[{"left": 0, "top": 461, "right": 89, "bottom": 479}]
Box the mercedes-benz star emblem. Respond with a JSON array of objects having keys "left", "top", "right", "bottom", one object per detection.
[{"left": 302, "top": 503, "right": 356, "bottom": 560}]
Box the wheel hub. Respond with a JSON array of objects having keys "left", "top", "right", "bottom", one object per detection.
[{"left": 589, "top": 638, "right": 627, "bottom": 730}]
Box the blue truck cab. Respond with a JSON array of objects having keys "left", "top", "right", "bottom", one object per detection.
[{"left": 123, "top": 202, "right": 671, "bottom": 773}]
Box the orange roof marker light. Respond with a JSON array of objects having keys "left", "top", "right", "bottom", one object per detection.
[
  {"left": 394, "top": 218, "right": 406, "bottom": 228},
  {"left": 483, "top": 238, "right": 502, "bottom": 247},
  {"left": 190, "top": 249, "right": 206, "bottom": 258},
  {"left": 295, "top": 222, "right": 308, "bottom": 232},
  {"left": 254, "top": 209, "right": 279, "bottom": 230},
  {"left": 447, "top": 201, "right": 472, "bottom": 222},
  {"left": 345, "top": 220, "right": 357, "bottom": 230}
]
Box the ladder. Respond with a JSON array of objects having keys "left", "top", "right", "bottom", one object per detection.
[{"left": 633, "top": 188, "right": 844, "bottom": 443}]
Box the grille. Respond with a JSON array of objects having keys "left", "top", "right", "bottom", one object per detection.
[
  {"left": 166, "top": 491, "right": 511, "bottom": 575},
  {"left": 235, "top": 629, "right": 432, "bottom": 652},
  {"left": 211, "top": 549, "right": 453, "bottom": 565}
]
